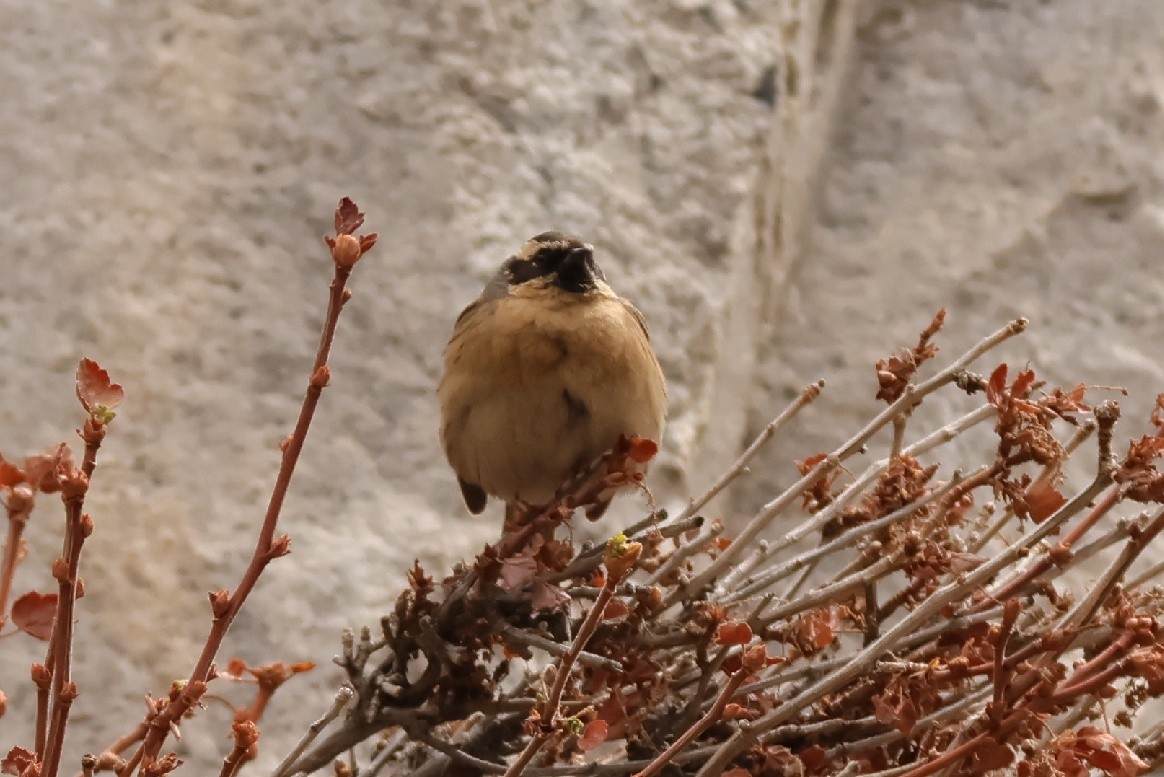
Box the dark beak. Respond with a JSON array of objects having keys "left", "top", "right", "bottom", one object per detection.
[{"left": 554, "top": 246, "right": 599, "bottom": 293}]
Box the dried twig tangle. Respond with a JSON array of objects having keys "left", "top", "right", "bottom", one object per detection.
[{"left": 275, "top": 309, "right": 1164, "bottom": 777}]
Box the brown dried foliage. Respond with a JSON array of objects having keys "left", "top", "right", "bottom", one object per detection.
[
  {"left": 874, "top": 308, "right": 946, "bottom": 402},
  {"left": 274, "top": 312, "right": 1164, "bottom": 777}
]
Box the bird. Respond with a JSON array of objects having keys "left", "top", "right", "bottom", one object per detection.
[{"left": 438, "top": 231, "right": 667, "bottom": 521}]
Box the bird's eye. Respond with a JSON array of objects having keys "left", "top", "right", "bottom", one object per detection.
[{"left": 504, "top": 257, "right": 543, "bottom": 285}]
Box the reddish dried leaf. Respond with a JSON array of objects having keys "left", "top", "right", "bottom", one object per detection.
[
  {"left": 626, "top": 436, "right": 658, "bottom": 464},
  {"left": 1130, "top": 646, "right": 1164, "bottom": 694},
  {"left": 873, "top": 310, "right": 945, "bottom": 402},
  {"left": 948, "top": 552, "right": 986, "bottom": 573},
  {"left": 723, "top": 770, "right": 751, "bottom": 777},
  {"left": 602, "top": 598, "right": 631, "bottom": 621},
  {"left": 796, "top": 453, "right": 841, "bottom": 512},
  {"left": 798, "top": 745, "right": 828, "bottom": 772},
  {"left": 1072, "top": 726, "right": 1149, "bottom": 777},
  {"left": 24, "top": 442, "right": 71, "bottom": 490},
  {"left": 498, "top": 555, "right": 538, "bottom": 592},
  {"left": 334, "top": 197, "right": 365, "bottom": 236},
  {"left": 1042, "top": 383, "right": 1091, "bottom": 419},
  {"left": 796, "top": 609, "right": 836, "bottom": 652},
  {"left": 530, "top": 580, "right": 570, "bottom": 611},
  {"left": 1012, "top": 368, "right": 1037, "bottom": 398},
  {"left": 1053, "top": 750, "right": 1090, "bottom": 777},
  {"left": 722, "top": 702, "right": 751, "bottom": 719},
  {"left": 75, "top": 358, "right": 124, "bottom": 413},
  {"left": 578, "top": 719, "right": 609, "bottom": 752},
  {"left": 11, "top": 591, "right": 57, "bottom": 640},
  {"left": 715, "top": 621, "right": 753, "bottom": 646},
  {"left": 1025, "top": 480, "right": 1068, "bottom": 523},
  {"left": 1, "top": 747, "right": 35, "bottom": 776},
  {"left": 223, "top": 658, "right": 249, "bottom": 679},
  {"left": 971, "top": 741, "right": 1015, "bottom": 772},
  {"left": 757, "top": 746, "right": 801, "bottom": 775},
  {"left": 987, "top": 364, "right": 1009, "bottom": 407},
  {"left": 873, "top": 690, "right": 918, "bottom": 735},
  {"left": 797, "top": 453, "right": 829, "bottom": 474},
  {"left": 596, "top": 694, "right": 627, "bottom": 728},
  {"left": 0, "top": 455, "right": 23, "bottom": 488}
]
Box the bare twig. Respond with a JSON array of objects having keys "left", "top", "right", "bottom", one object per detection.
[
  {"left": 500, "top": 625, "right": 623, "bottom": 671},
  {"left": 42, "top": 413, "right": 110, "bottom": 777},
  {"left": 694, "top": 458, "right": 1098, "bottom": 776},
  {"left": 681, "top": 319, "right": 1026, "bottom": 600},
  {"left": 632, "top": 669, "right": 749, "bottom": 777},
  {"left": 505, "top": 542, "right": 635, "bottom": 777},
  {"left": 671, "top": 380, "right": 824, "bottom": 526},
  {"left": 725, "top": 468, "right": 973, "bottom": 603},
  {"left": 642, "top": 519, "right": 724, "bottom": 587},
  {"left": 362, "top": 729, "right": 408, "bottom": 777},
  {"left": 271, "top": 686, "right": 355, "bottom": 777},
  {"left": 0, "top": 484, "right": 34, "bottom": 633},
  {"left": 128, "top": 200, "right": 376, "bottom": 772}
]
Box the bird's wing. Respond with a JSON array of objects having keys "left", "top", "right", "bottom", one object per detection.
[{"left": 619, "top": 298, "right": 653, "bottom": 341}]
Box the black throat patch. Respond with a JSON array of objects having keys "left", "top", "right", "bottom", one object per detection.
[{"left": 504, "top": 234, "right": 605, "bottom": 294}]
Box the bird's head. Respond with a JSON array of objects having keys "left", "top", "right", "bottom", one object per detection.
[{"left": 504, "top": 231, "right": 606, "bottom": 294}]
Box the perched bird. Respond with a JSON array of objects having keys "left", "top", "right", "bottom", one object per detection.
[{"left": 438, "top": 231, "right": 667, "bottom": 519}]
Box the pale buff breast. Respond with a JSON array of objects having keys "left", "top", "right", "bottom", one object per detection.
[{"left": 439, "top": 283, "right": 666, "bottom": 506}]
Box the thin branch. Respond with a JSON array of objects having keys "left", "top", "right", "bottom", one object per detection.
[
  {"left": 0, "top": 485, "right": 33, "bottom": 633},
  {"left": 505, "top": 552, "right": 626, "bottom": 777},
  {"left": 362, "top": 729, "right": 408, "bottom": 777},
  {"left": 757, "top": 553, "right": 900, "bottom": 627},
  {"left": 421, "top": 733, "right": 506, "bottom": 775},
  {"left": 725, "top": 468, "right": 974, "bottom": 603},
  {"left": 631, "top": 669, "right": 749, "bottom": 777},
  {"left": 671, "top": 379, "right": 824, "bottom": 526},
  {"left": 694, "top": 461, "right": 1099, "bottom": 777},
  {"left": 130, "top": 204, "right": 375, "bottom": 771},
  {"left": 500, "top": 624, "right": 623, "bottom": 671},
  {"left": 42, "top": 420, "right": 107, "bottom": 777},
  {"left": 271, "top": 686, "right": 355, "bottom": 777},
  {"left": 642, "top": 519, "right": 724, "bottom": 587},
  {"left": 680, "top": 319, "right": 1025, "bottom": 599}
]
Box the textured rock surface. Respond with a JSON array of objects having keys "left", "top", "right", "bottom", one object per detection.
[{"left": 0, "top": 0, "right": 1161, "bottom": 771}]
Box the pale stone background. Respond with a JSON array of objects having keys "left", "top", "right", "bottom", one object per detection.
[{"left": 1, "top": 0, "right": 1162, "bottom": 772}]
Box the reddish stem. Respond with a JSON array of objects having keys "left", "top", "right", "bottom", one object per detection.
[
  {"left": 1052, "top": 631, "right": 1136, "bottom": 694},
  {"left": 504, "top": 553, "right": 628, "bottom": 777},
  {"left": 544, "top": 578, "right": 616, "bottom": 720},
  {"left": 131, "top": 265, "right": 355, "bottom": 771},
  {"left": 991, "top": 600, "right": 1020, "bottom": 712},
  {"left": 0, "top": 496, "right": 32, "bottom": 630},
  {"left": 34, "top": 664, "right": 51, "bottom": 756},
  {"left": 898, "top": 510, "right": 1164, "bottom": 777},
  {"left": 893, "top": 730, "right": 995, "bottom": 777},
  {"left": 976, "top": 484, "right": 1121, "bottom": 609},
  {"left": 41, "top": 504, "right": 89, "bottom": 772},
  {"left": 41, "top": 434, "right": 101, "bottom": 777},
  {"left": 633, "top": 669, "right": 749, "bottom": 777}
]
